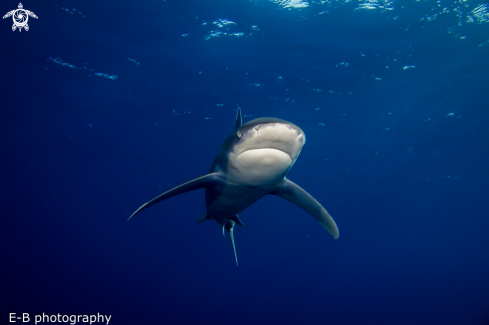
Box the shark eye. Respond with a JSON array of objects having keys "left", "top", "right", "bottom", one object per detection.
[{"left": 237, "top": 131, "right": 241, "bottom": 138}]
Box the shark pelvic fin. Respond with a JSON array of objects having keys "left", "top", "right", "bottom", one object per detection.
[
  {"left": 229, "top": 215, "right": 244, "bottom": 227},
  {"left": 196, "top": 214, "right": 212, "bottom": 223},
  {"left": 225, "top": 221, "right": 238, "bottom": 266},
  {"left": 235, "top": 107, "right": 242, "bottom": 130}
]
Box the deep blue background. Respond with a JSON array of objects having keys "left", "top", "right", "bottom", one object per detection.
[{"left": 2, "top": 0, "right": 489, "bottom": 324}]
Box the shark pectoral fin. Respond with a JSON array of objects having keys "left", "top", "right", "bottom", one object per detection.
[
  {"left": 271, "top": 178, "right": 339, "bottom": 239},
  {"left": 128, "top": 172, "right": 223, "bottom": 221},
  {"left": 235, "top": 107, "right": 242, "bottom": 130},
  {"left": 225, "top": 221, "right": 238, "bottom": 266}
]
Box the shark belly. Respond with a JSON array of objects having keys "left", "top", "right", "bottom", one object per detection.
[
  {"left": 208, "top": 148, "right": 292, "bottom": 217},
  {"left": 207, "top": 184, "right": 267, "bottom": 217}
]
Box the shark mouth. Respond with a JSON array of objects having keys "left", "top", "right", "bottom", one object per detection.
[{"left": 237, "top": 148, "right": 292, "bottom": 160}]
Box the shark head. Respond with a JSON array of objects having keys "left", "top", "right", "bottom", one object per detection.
[{"left": 223, "top": 117, "right": 306, "bottom": 185}]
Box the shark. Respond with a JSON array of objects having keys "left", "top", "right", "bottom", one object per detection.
[{"left": 128, "top": 108, "right": 339, "bottom": 264}]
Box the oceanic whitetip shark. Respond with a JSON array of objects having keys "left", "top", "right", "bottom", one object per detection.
[{"left": 129, "top": 108, "right": 339, "bottom": 264}]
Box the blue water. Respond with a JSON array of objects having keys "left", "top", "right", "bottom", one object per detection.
[{"left": 2, "top": 0, "right": 489, "bottom": 324}]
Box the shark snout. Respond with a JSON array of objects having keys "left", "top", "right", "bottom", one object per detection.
[{"left": 246, "top": 122, "right": 305, "bottom": 160}]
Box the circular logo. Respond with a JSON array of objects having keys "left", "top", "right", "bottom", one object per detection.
[{"left": 13, "top": 9, "right": 28, "bottom": 27}]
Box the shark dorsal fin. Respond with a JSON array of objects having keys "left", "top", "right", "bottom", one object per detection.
[{"left": 235, "top": 107, "right": 242, "bottom": 130}]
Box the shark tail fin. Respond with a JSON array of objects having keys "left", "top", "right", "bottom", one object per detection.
[
  {"left": 199, "top": 215, "right": 241, "bottom": 265},
  {"left": 225, "top": 221, "right": 238, "bottom": 266}
]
